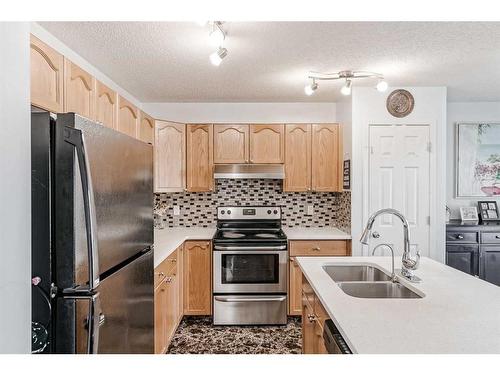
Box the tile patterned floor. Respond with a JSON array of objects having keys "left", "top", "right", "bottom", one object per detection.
[{"left": 167, "top": 316, "right": 302, "bottom": 354}]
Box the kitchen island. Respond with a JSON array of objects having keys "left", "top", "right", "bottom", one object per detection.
[{"left": 296, "top": 256, "right": 500, "bottom": 353}]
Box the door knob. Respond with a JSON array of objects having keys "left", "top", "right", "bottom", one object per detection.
[{"left": 372, "top": 231, "right": 381, "bottom": 239}]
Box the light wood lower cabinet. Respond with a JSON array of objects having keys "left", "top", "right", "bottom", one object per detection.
[
  {"left": 289, "top": 240, "right": 349, "bottom": 316},
  {"left": 183, "top": 241, "right": 212, "bottom": 315},
  {"left": 288, "top": 257, "right": 303, "bottom": 315},
  {"left": 302, "top": 276, "right": 329, "bottom": 354},
  {"left": 154, "top": 246, "right": 183, "bottom": 354}
]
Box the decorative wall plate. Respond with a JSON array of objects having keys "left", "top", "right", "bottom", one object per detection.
[{"left": 386, "top": 89, "right": 415, "bottom": 118}]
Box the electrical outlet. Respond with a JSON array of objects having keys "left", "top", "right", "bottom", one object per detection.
[
  {"left": 173, "top": 206, "right": 180, "bottom": 216},
  {"left": 307, "top": 205, "right": 314, "bottom": 216}
]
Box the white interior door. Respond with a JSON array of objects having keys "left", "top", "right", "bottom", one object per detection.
[{"left": 368, "top": 124, "right": 430, "bottom": 257}]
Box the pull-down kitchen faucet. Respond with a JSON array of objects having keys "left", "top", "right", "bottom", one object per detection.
[{"left": 360, "top": 208, "right": 421, "bottom": 282}]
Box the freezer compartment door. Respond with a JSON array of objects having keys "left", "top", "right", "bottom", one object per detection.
[
  {"left": 55, "top": 250, "right": 154, "bottom": 353},
  {"left": 213, "top": 295, "right": 287, "bottom": 325}
]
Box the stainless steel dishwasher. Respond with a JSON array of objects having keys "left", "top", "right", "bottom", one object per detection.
[{"left": 323, "top": 319, "right": 352, "bottom": 354}]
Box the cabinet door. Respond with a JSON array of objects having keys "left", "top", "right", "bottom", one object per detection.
[
  {"left": 480, "top": 246, "right": 500, "bottom": 286},
  {"left": 63, "top": 58, "right": 95, "bottom": 120},
  {"left": 117, "top": 96, "right": 139, "bottom": 138},
  {"left": 95, "top": 80, "right": 117, "bottom": 129},
  {"left": 154, "top": 281, "right": 167, "bottom": 354},
  {"left": 30, "top": 35, "right": 64, "bottom": 112},
  {"left": 284, "top": 124, "right": 311, "bottom": 191},
  {"left": 183, "top": 241, "right": 212, "bottom": 315},
  {"left": 155, "top": 121, "right": 185, "bottom": 192},
  {"left": 301, "top": 293, "right": 315, "bottom": 354},
  {"left": 313, "top": 319, "right": 328, "bottom": 354},
  {"left": 186, "top": 124, "right": 214, "bottom": 192},
  {"left": 288, "top": 257, "right": 302, "bottom": 316},
  {"left": 311, "top": 124, "right": 342, "bottom": 192},
  {"left": 213, "top": 124, "right": 249, "bottom": 163},
  {"left": 164, "top": 272, "right": 178, "bottom": 344},
  {"left": 249, "top": 124, "right": 284, "bottom": 164},
  {"left": 139, "top": 111, "right": 155, "bottom": 144},
  {"left": 446, "top": 245, "right": 479, "bottom": 276}
]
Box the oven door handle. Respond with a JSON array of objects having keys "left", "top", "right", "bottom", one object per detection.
[
  {"left": 213, "top": 245, "right": 287, "bottom": 251},
  {"left": 214, "top": 296, "right": 287, "bottom": 303}
]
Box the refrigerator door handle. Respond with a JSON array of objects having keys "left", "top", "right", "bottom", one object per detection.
[
  {"left": 63, "top": 292, "right": 101, "bottom": 354},
  {"left": 63, "top": 126, "right": 100, "bottom": 291}
]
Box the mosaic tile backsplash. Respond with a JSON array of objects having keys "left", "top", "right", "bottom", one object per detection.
[{"left": 154, "top": 179, "right": 351, "bottom": 232}]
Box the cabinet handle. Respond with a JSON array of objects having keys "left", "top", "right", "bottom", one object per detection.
[
  {"left": 456, "top": 234, "right": 464, "bottom": 240},
  {"left": 165, "top": 277, "right": 173, "bottom": 283},
  {"left": 312, "top": 247, "right": 321, "bottom": 251},
  {"left": 158, "top": 272, "right": 165, "bottom": 277},
  {"left": 496, "top": 235, "right": 500, "bottom": 239},
  {"left": 307, "top": 313, "right": 316, "bottom": 322},
  {"left": 170, "top": 259, "right": 177, "bottom": 263}
]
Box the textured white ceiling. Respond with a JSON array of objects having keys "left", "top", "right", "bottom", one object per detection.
[{"left": 39, "top": 22, "right": 500, "bottom": 102}]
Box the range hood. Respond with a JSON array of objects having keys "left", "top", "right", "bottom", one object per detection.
[{"left": 214, "top": 164, "right": 285, "bottom": 179}]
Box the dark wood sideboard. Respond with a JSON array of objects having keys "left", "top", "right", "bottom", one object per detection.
[{"left": 446, "top": 220, "right": 500, "bottom": 286}]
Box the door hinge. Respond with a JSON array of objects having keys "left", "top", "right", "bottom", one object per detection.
[
  {"left": 427, "top": 216, "right": 431, "bottom": 225},
  {"left": 426, "top": 142, "right": 432, "bottom": 152},
  {"left": 370, "top": 146, "right": 374, "bottom": 154}
]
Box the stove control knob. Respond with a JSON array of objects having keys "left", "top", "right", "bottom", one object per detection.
[
  {"left": 221, "top": 210, "right": 225, "bottom": 215},
  {"left": 267, "top": 210, "right": 272, "bottom": 214},
  {"left": 273, "top": 210, "right": 278, "bottom": 215},
  {"left": 227, "top": 210, "right": 231, "bottom": 215}
]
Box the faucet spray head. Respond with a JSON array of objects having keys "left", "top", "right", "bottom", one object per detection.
[{"left": 359, "top": 227, "right": 372, "bottom": 245}]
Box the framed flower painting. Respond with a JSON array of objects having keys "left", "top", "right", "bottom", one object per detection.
[{"left": 456, "top": 123, "right": 500, "bottom": 197}]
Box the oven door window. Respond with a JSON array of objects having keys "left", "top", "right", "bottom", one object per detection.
[{"left": 221, "top": 254, "right": 279, "bottom": 284}]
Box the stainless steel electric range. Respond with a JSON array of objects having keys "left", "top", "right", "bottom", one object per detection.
[{"left": 212, "top": 206, "right": 288, "bottom": 325}]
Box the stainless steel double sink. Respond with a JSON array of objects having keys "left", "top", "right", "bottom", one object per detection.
[{"left": 323, "top": 265, "right": 423, "bottom": 299}]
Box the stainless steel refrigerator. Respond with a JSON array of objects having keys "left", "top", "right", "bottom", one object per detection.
[{"left": 31, "top": 112, "right": 154, "bottom": 354}]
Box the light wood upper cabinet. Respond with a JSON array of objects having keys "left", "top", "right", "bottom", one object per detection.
[
  {"left": 183, "top": 241, "right": 212, "bottom": 315},
  {"left": 311, "top": 124, "right": 343, "bottom": 192},
  {"left": 30, "top": 35, "right": 64, "bottom": 112},
  {"left": 95, "top": 80, "right": 117, "bottom": 129},
  {"left": 249, "top": 124, "right": 284, "bottom": 164},
  {"left": 63, "top": 58, "right": 95, "bottom": 120},
  {"left": 154, "top": 121, "right": 186, "bottom": 192},
  {"left": 214, "top": 124, "right": 249, "bottom": 163},
  {"left": 139, "top": 111, "right": 155, "bottom": 144},
  {"left": 284, "top": 124, "right": 312, "bottom": 191},
  {"left": 117, "top": 96, "right": 139, "bottom": 138},
  {"left": 186, "top": 124, "right": 214, "bottom": 192}
]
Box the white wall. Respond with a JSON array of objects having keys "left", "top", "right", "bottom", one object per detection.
[
  {"left": 447, "top": 102, "right": 500, "bottom": 219},
  {"left": 0, "top": 22, "right": 31, "bottom": 353},
  {"left": 351, "top": 87, "right": 447, "bottom": 262},
  {"left": 142, "top": 102, "right": 336, "bottom": 123},
  {"left": 30, "top": 23, "right": 143, "bottom": 109}
]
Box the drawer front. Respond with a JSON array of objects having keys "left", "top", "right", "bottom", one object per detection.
[
  {"left": 481, "top": 232, "right": 500, "bottom": 244},
  {"left": 154, "top": 247, "right": 179, "bottom": 288},
  {"left": 446, "top": 231, "right": 478, "bottom": 243},
  {"left": 290, "top": 240, "right": 348, "bottom": 256}
]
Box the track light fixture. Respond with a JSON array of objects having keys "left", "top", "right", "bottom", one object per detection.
[
  {"left": 205, "top": 21, "right": 228, "bottom": 67},
  {"left": 304, "top": 79, "right": 318, "bottom": 96},
  {"left": 305, "top": 70, "right": 387, "bottom": 96},
  {"left": 210, "top": 47, "right": 228, "bottom": 66}
]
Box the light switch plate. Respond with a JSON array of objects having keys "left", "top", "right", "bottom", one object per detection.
[
  {"left": 173, "top": 206, "right": 180, "bottom": 216},
  {"left": 307, "top": 205, "right": 314, "bottom": 216}
]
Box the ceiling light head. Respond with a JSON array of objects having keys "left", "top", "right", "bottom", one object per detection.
[
  {"left": 209, "top": 24, "right": 225, "bottom": 47},
  {"left": 340, "top": 79, "right": 352, "bottom": 96},
  {"left": 376, "top": 80, "right": 388, "bottom": 92},
  {"left": 304, "top": 80, "right": 318, "bottom": 96},
  {"left": 210, "top": 47, "right": 228, "bottom": 66}
]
